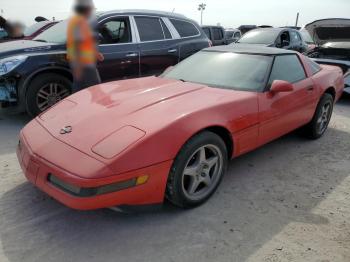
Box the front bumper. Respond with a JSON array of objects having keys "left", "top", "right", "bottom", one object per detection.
[
  {"left": 0, "top": 74, "right": 26, "bottom": 114},
  {"left": 17, "top": 125, "right": 172, "bottom": 210},
  {"left": 0, "top": 77, "right": 17, "bottom": 103}
]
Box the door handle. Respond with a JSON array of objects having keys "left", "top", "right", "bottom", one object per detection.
[
  {"left": 126, "top": 52, "right": 138, "bottom": 57},
  {"left": 168, "top": 49, "right": 177, "bottom": 53},
  {"left": 306, "top": 86, "right": 314, "bottom": 91}
]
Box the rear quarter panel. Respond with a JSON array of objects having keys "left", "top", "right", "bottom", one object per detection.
[
  {"left": 312, "top": 65, "right": 344, "bottom": 101},
  {"left": 300, "top": 54, "right": 344, "bottom": 101}
]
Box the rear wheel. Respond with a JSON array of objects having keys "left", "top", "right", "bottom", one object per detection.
[
  {"left": 166, "top": 131, "right": 228, "bottom": 208},
  {"left": 26, "top": 73, "right": 71, "bottom": 117},
  {"left": 302, "top": 93, "right": 334, "bottom": 139}
]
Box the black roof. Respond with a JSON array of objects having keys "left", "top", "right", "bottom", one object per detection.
[{"left": 204, "top": 44, "right": 297, "bottom": 55}]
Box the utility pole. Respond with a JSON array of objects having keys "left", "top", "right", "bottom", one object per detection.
[
  {"left": 198, "top": 3, "right": 206, "bottom": 26},
  {"left": 295, "top": 12, "right": 299, "bottom": 27}
]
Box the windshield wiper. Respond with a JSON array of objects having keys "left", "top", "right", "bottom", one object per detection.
[
  {"left": 178, "top": 79, "right": 187, "bottom": 82},
  {"left": 34, "top": 39, "right": 47, "bottom": 42}
]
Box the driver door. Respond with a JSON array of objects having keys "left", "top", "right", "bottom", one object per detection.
[
  {"left": 258, "top": 54, "right": 316, "bottom": 146},
  {"left": 97, "top": 16, "right": 140, "bottom": 81}
]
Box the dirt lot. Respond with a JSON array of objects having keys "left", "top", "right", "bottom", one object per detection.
[{"left": 0, "top": 98, "right": 350, "bottom": 262}]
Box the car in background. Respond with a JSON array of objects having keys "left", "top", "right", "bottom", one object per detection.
[
  {"left": 17, "top": 45, "right": 344, "bottom": 210},
  {"left": 23, "top": 21, "right": 58, "bottom": 40},
  {"left": 0, "top": 10, "right": 210, "bottom": 116},
  {"left": 300, "top": 28, "right": 316, "bottom": 51},
  {"left": 0, "top": 20, "right": 57, "bottom": 43},
  {"left": 0, "top": 28, "right": 8, "bottom": 39},
  {"left": 225, "top": 28, "right": 241, "bottom": 44},
  {"left": 202, "top": 25, "right": 227, "bottom": 46},
  {"left": 304, "top": 18, "right": 350, "bottom": 95},
  {"left": 234, "top": 28, "right": 308, "bottom": 53},
  {"left": 238, "top": 25, "right": 257, "bottom": 35}
]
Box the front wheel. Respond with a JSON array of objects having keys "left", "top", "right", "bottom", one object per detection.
[
  {"left": 302, "top": 93, "right": 334, "bottom": 139},
  {"left": 166, "top": 131, "right": 228, "bottom": 208},
  {"left": 26, "top": 73, "right": 72, "bottom": 117}
]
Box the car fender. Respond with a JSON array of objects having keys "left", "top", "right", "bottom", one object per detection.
[{"left": 19, "top": 65, "right": 72, "bottom": 104}]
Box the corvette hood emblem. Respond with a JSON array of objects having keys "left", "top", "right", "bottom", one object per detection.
[{"left": 60, "top": 126, "right": 72, "bottom": 135}]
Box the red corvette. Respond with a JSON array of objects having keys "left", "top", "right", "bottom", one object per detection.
[{"left": 17, "top": 45, "right": 344, "bottom": 210}]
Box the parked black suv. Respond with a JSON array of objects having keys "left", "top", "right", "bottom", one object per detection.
[
  {"left": 0, "top": 10, "right": 210, "bottom": 116},
  {"left": 235, "top": 28, "right": 308, "bottom": 53}
]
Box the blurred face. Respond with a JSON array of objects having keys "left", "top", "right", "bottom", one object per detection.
[
  {"left": 12, "top": 24, "right": 24, "bottom": 37},
  {"left": 85, "top": 7, "right": 93, "bottom": 18},
  {"left": 75, "top": 6, "right": 94, "bottom": 18}
]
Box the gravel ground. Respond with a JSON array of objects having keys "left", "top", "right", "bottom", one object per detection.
[{"left": 0, "top": 98, "right": 349, "bottom": 262}]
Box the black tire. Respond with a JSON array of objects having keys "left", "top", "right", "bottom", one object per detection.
[
  {"left": 302, "top": 93, "right": 334, "bottom": 139},
  {"left": 26, "top": 73, "right": 72, "bottom": 117},
  {"left": 166, "top": 131, "right": 228, "bottom": 208}
]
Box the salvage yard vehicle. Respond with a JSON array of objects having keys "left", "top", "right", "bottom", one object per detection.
[
  {"left": 0, "top": 10, "right": 210, "bottom": 116},
  {"left": 303, "top": 18, "right": 350, "bottom": 95},
  {"left": 0, "top": 19, "right": 57, "bottom": 43},
  {"left": 22, "top": 21, "right": 58, "bottom": 40},
  {"left": 17, "top": 45, "right": 344, "bottom": 210},
  {"left": 300, "top": 28, "right": 316, "bottom": 51},
  {"left": 225, "top": 28, "right": 241, "bottom": 44},
  {"left": 0, "top": 28, "right": 8, "bottom": 39},
  {"left": 202, "top": 25, "right": 227, "bottom": 46},
  {"left": 235, "top": 28, "right": 308, "bottom": 53},
  {"left": 238, "top": 25, "right": 257, "bottom": 35}
]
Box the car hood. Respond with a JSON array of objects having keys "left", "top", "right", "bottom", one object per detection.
[
  {"left": 305, "top": 18, "right": 350, "bottom": 46},
  {"left": 0, "top": 40, "right": 63, "bottom": 58},
  {"left": 37, "top": 76, "right": 227, "bottom": 160}
]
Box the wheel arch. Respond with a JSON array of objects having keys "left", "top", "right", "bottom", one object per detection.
[
  {"left": 194, "top": 125, "right": 234, "bottom": 159},
  {"left": 323, "top": 86, "right": 336, "bottom": 101},
  {"left": 20, "top": 66, "right": 73, "bottom": 102}
]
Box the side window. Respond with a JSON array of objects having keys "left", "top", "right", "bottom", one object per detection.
[
  {"left": 203, "top": 28, "right": 211, "bottom": 38},
  {"left": 160, "top": 19, "right": 172, "bottom": 39},
  {"left": 135, "top": 16, "right": 165, "bottom": 41},
  {"left": 279, "top": 31, "right": 290, "bottom": 44},
  {"left": 234, "top": 32, "right": 241, "bottom": 38},
  {"left": 98, "top": 17, "right": 131, "bottom": 44},
  {"left": 212, "top": 28, "right": 223, "bottom": 40},
  {"left": 268, "top": 55, "right": 306, "bottom": 86},
  {"left": 225, "top": 31, "right": 234, "bottom": 39},
  {"left": 170, "top": 19, "right": 199, "bottom": 37},
  {"left": 290, "top": 31, "right": 300, "bottom": 43}
]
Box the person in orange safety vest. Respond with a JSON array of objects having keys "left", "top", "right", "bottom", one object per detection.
[{"left": 67, "top": 0, "right": 104, "bottom": 92}]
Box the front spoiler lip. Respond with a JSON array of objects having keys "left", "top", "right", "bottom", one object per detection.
[{"left": 17, "top": 133, "right": 172, "bottom": 210}]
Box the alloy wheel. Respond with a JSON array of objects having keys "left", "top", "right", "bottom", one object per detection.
[
  {"left": 181, "top": 144, "right": 223, "bottom": 201},
  {"left": 317, "top": 102, "right": 332, "bottom": 135},
  {"left": 36, "top": 83, "right": 70, "bottom": 112}
]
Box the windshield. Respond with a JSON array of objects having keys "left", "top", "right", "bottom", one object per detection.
[
  {"left": 238, "top": 30, "right": 279, "bottom": 44},
  {"left": 300, "top": 29, "right": 314, "bottom": 44},
  {"left": 33, "top": 20, "right": 68, "bottom": 44},
  {"left": 225, "top": 31, "right": 234, "bottom": 38},
  {"left": 24, "top": 21, "right": 50, "bottom": 37},
  {"left": 162, "top": 51, "right": 273, "bottom": 91}
]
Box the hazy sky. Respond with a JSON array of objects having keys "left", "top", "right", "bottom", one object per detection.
[{"left": 1, "top": 0, "right": 349, "bottom": 28}]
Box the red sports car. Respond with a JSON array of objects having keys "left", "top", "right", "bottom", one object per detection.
[{"left": 17, "top": 45, "right": 344, "bottom": 210}]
